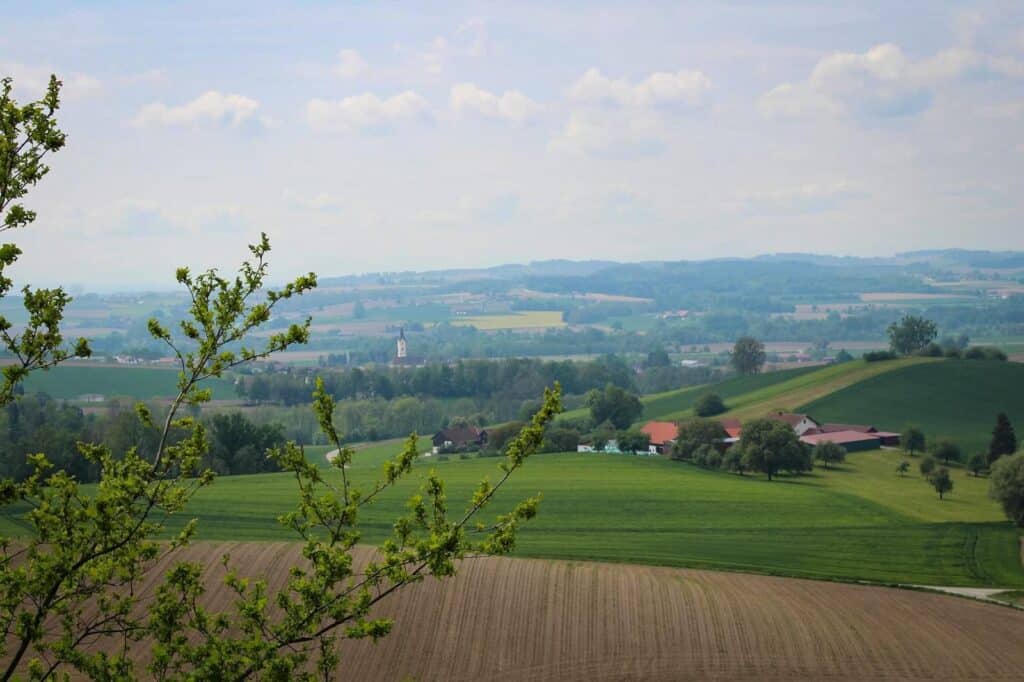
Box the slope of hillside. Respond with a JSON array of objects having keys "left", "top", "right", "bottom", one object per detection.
[
  {"left": 801, "top": 360, "right": 1024, "bottom": 453},
  {"left": 69, "top": 542, "right": 1024, "bottom": 681},
  {"left": 21, "top": 364, "right": 236, "bottom": 400}
]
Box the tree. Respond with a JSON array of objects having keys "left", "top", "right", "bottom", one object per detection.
[
  {"left": 645, "top": 347, "right": 671, "bottom": 368},
  {"left": 721, "top": 447, "right": 746, "bottom": 475},
  {"left": 0, "top": 76, "right": 91, "bottom": 404},
  {"left": 929, "top": 467, "right": 954, "bottom": 499},
  {"left": 585, "top": 384, "right": 642, "bottom": 430},
  {"left": 738, "top": 418, "right": 812, "bottom": 481},
  {"left": 0, "top": 76, "right": 561, "bottom": 679},
  {"left": 989, "top": 413, "right": 1017, "bottom": 465},
  {"left": 887, "top": 315, "right": 938, "bottom": 355},
  {"left": 541, "top": 426, "right": 580, "bottom": 453},
  {"left": 618, "top": 429, "right": 651, "bottom": 454},
  {"left": 834, "top": 349, "right": 854, "bottom": 363},
  {"left": 694, "top": 393, "right": 726, "bottom": 417},
  {"left": 919, "top": 454, "right": 936, "bottom": 477},
  {"left": 931, "top": 439, "right": 962, "bottom": 466},
  {"left": 966, "top": 452, "right": 987, "bottom": 477},
  {"left": 896, "top": 460, "right": 910, "bottom": 477},
  {"left": 731, "top": 336, "right": 766, "bottom": 375},
  {"left": 989, "top": 453, "right": 1024, "bottom": 527},
  {"left": 352, "top": 299, "right": 366, "bottom": 319},
  {"left": 671, "top": 418, "right": 727, "bottom": 461},
  {"left": 812, "top": 440, "right": 846, "bottom": 469},
  {"left": 902, "top": 426, "right": 925, "bottom": 457}
]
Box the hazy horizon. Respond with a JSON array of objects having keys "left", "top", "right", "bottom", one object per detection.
[{"left": 5, "top": 1, "right": 1023, "bottom": 289}]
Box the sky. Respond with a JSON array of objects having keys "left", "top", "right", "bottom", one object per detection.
[{"left": 2, "top": 1, "right": 1023, "bottom": 290}]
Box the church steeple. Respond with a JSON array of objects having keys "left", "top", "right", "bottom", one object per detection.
[{"left": 397, "top": 326, "right": 407, "bottom": 359}]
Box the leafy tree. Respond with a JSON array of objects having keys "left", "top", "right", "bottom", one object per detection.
[
  {"left": 731, "top": 336, "right": 766, "bottom": 375},
  {"left": 671, "top": 418, "right": 727, "bottom": 461},
  {"left": 645, "top": 347, "right": 671, "bottom": 368},
  {"left": 929, "top": 467, "right": 954, "bottom": 499},
  {"left": 989, "top": 413, "right": 1017, "bottom": 465},
  {"left": 738, "top": 418, "right": 812, "bottom": 481},
  {"left": 833, "top": 349, "right": 854, "bottom": 363},
  {"left": 812, "top": 440, "right": 846, "bottom": 469},
  {"left": 966, "top": 452, "right": 987, "bottom": 477},
  {"left": 0, "top": 76, "right": 561, "bottom": 679},
  {"left": 932, "top": 439, "right": 962, "bottom": 466},
  {"left": 585, "top": 383, "right": 642, "bottom": 430},
  {"left": 886, "top": 315, "right": 937, "bottom": 355},
  {"left": 919, "top": 454, "right": 936, "bottom": 477},
  {"left": 989, "top": 453, "right": 1024, "bottom": 527},
  {"left": 694, "top": 393, "right": 726, "bottom": 417},
  {"left": 484, "top": 421, "right": 526, "bottom": 455},
  {"left": 541, "top": 426, "right": 580, "bottom": 453},
  {"left": 721, "top": 447, "right": 746, "bottom": 475},
  {"left": 618, "top": 429, "right": 651, "bottom": 454},
  {"left": 692, "top": 444, "right": 722, "bottom": 469},
  {"left": 0, "top": 75, "right": 91, "bottom": 403},
  {"left": 896, "top": 460, "right": 910, "bottom": 477},
  {"left": 352, "top": 299, "right": 366, "bottom": 319},
  {"left": 901, "top": 426, "right": 925, "bottom": 457}
]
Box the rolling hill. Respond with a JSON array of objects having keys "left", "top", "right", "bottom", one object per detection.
[
  {"left": 801, "top": 360, "right": 1024, "bottom": 454},
  {"left": 20, "top": 364, "right": 237, "bottom": 401},
  {"left": 68, "top": 542, "right": 1024, "bottom": 681}
]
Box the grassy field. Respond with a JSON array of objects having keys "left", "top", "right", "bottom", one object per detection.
[
  {"left": 451, "top": 310, "right": 566, "bottom": 330},
  {"left": 8, "top": 442, "right": 1017, "bottom": 587},
  {"left": 801, "top": 359, "right": 1024, "bottom": 453},
  {"left": 21, "top": 364, "right": 237, "bottom": 400}
]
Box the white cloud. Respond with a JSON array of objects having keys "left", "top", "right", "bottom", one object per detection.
[
  {"left": 334, "top": 49, "right": 368, "bottom": 79},
  {"left": 1, "top": 62, "right": 101, "bottom": 100},
  {"left": 403, "top": 18, "right": 488, "bottom": 75},
  {"left": 305, "top": 91, "right": 429, "bottom": 133},
  {"left": 131, "top": 91, "right": 265, "bottom": 128},
  {"left": 567, "top": 68, "right": 711, "bottom": 108},
  {"left": 550, "top": 110, "right": 665, "bottom": 159},
  {"left": 761, "top": 43, "right": 1024, "bottom": 119},
  {"left": 450, "top": 84, "right": 541, "bottom": 124}
]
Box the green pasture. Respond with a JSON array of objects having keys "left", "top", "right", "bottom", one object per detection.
[
  {"left": 5, "top": 442, "right": 1016, "bottom": 587},
  {"left": 21, "top": 365, "right": 237, "bottom": 401},
  {"left": 801, "top": 360, "right": 1024, "bottom": 454}
]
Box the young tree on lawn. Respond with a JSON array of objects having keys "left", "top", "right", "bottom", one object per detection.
[
  {"left": 671, "top": 418, "right": 727, "bottom": 461},
  {"left": 932, "top": 440, "right": 963, "bottom": 466},
  {"left": 812, "top": 440, "right": 846, "bottom": 469},
  {"left": 731, "top": 336, "right": 766, "bottom": 375},
  {"left": 929, "top": 467, "right": 954, "bottom": 500},
  {"left": 694, "top": 393, "right": 726, "bottom": 417},
  {"left": 902, "top": 426, "right": 926, "bottom": 457},
  {"left": 989, "top": 413, "right": 1017, "bottom": 465},
  {"left": 886, "top": 315, "right": 937, "bottom": 355},
  {"left": 896, "top": 460, "right": 910, "bottom": 477},
  {"left": 966, "top": 452, "right": 987, "bottom": 477},
  {"left": 739, "top": 418, "right": 811, "bottom": 481},
  {"left": 989, "top": 453, "right": 1024, "bottom": 527},
  {"left": 919, "top": 455, "right": 936, "bottom": 477}
]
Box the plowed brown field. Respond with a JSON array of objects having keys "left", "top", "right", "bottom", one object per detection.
[{"left": 34, "top": 541, "right": 1024, "bottom": 681}]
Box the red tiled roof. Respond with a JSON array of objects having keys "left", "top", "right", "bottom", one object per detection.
[
  {"left": 719, "top": 418, "right": 742, "bottom": 438},
  {"left": 800, "top": 430, "right": 881, "bottom": 446},
  {"left": 641, "top": 421, "right": 678, "bottom": 445}
]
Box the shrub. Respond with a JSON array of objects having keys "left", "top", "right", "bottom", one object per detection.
[
  {"left": 919, "top": 454, "right": 936, "bottom": 477},
  {"left": 915, "top": 342, "right": 944, "bottom": 357},
  {"left": 966, "top": 452, "right": 987, "bottom": 477},
  {"left": 694, "top": 393, "right": 727, "bottom": 417},
  {"left": 863, "top": 350, "right": 897, "bottom": 362},
  {"left": 964, "top": 346, "right": 1008, "bottom": 361},
  {"left": 989, "top": 453, "right": 1024, "bottom": 527}
]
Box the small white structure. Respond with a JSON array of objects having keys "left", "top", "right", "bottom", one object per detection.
[
  {"left": 577, "top": 443, "right": 595, "bottom": 453},
  {"left": 602, "top": 439, "right": 621, "bottom": 454}
]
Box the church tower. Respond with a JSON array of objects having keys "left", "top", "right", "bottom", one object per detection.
[{"left": 396, "top": 326, "right": 407, "bottom": 359}]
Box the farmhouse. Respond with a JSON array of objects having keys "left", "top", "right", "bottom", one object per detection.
[
  {"left": 431, "top": 426, "right": 488, "bottom": 453},
  {"left": 766, "top": 412, "right": 821, "bottom": 436},
  {"left": 800, "top": 430, "right": 882, "bottom": 453},
  {"left": 818, "top": 423, "right": 901, "bottom": 446},
  {"left": 641, "top": 421, "right": 678, "bottom": 454}
]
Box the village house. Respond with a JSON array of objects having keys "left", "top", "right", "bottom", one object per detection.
[
  {"left": 431, "top": 425, "right": 488, "bottom": 454},
  {"left": 641, "top": 421, "right": 679, "bottom": 454}
]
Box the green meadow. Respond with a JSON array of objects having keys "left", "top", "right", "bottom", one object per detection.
[{"left": 21, "top": 364, "right": 237, "bottom": 401}]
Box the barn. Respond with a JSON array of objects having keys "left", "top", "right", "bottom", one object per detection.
[{"left": 800, "top": 430, "right": 882, "bottom": 453}]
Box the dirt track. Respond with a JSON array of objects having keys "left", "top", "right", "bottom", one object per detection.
[{"left": 52, "top": 541, "right": 1022, "bottom": 681}]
